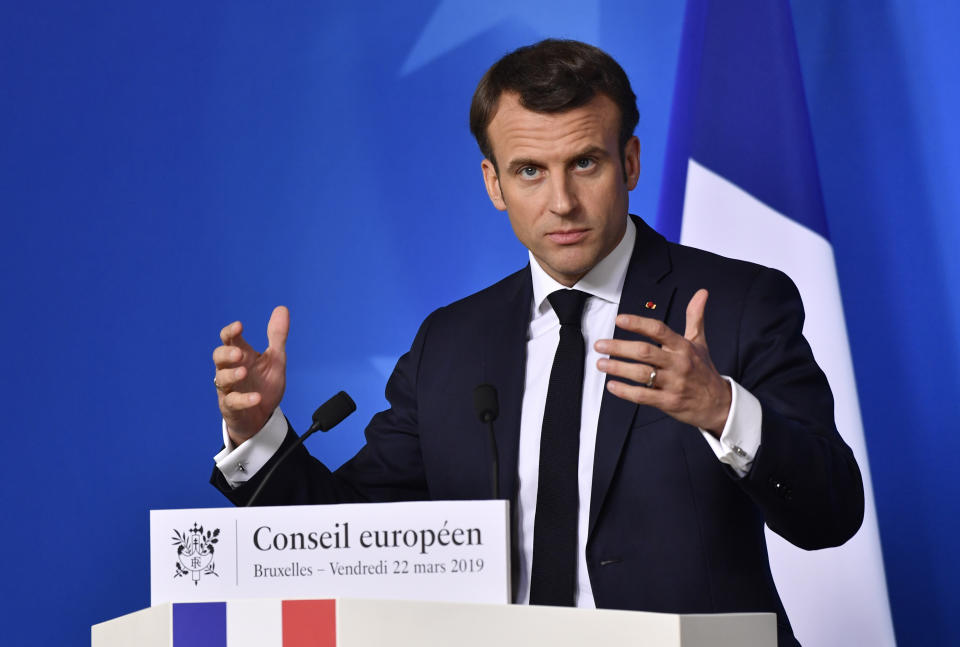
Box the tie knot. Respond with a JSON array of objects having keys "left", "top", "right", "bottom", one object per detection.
[{"left": 547, "top": 289, "right": 589, "bottom": 327}]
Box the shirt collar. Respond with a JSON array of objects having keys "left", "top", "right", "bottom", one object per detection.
[{"left": 529, "top": 218, "right": 636, "bottom": 316}]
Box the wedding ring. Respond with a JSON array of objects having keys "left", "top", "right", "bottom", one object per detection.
[{"left": 646, "top": 368, "right": 657, "bottom": 389}]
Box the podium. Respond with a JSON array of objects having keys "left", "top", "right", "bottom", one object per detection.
[
  {"left": 107, "top": 503, "right": 775, "bottom": 645},
  {"left": 92, "top": 597, "right": 775, "bottom": 646}
]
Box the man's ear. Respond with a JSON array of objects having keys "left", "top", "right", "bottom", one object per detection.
[
  {"left": 623, "top": 136, "right": 641, "bottom": 190},
  {"left": 481, "top": 158, "right": 507, "bottom": 211}
]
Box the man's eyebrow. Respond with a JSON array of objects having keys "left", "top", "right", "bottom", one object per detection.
[
  {"left": 505, "top": 157, "right": 541, "bottom": 174},
  {"left": 568, "top": 146, "right": 610, "bottom": 162}
]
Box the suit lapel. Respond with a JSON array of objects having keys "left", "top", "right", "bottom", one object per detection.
[
  {"left": 479, "top": 268, "right": 531, "bottom": 602},
  {"left": 588, "top": 216, "right": 676, "bottom": 537},
  {"left": 480, "top": 267, "right": 533, "bottom": 503}
]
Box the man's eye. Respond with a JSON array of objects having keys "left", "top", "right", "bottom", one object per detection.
[
  {"left": 575, "top": 158, "right": 595, "bottom": 170},
  {"left": 518, "top": 166, "right": 539, "bottom": 178}
]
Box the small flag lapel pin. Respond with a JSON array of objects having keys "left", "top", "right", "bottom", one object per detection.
[{"left": 645, "top": 300, "right": 657, "bottom": 310}]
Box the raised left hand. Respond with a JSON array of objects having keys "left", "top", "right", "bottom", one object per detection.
[{"left": 595, "top": 289, "right": 731, "bottom": 436}]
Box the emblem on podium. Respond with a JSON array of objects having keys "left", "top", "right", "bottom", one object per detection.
[{"left": 172, "top": 523, "right": 219, "bottom": 585}]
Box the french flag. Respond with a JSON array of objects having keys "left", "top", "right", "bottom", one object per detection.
[
  {"left": 170, "top": 599, "right": 336, "bottom": 647},
  {"left": 656, "top": 1, "right": 895, "bottom": 644}
]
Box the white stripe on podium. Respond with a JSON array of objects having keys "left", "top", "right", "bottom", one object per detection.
[{"left": 226, "top": 598, "right": 282, "bottom": 647}]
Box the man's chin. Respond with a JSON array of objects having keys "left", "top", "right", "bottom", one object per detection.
[{"left": 542, "top": 261, "right": 593, "bottom": 287}]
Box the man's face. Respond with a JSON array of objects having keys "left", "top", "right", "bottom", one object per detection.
[{"left": 481, "top": 92, "right": 640, "bottom": 287}]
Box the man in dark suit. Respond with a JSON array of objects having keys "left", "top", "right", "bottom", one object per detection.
[{"left": 211, "top": 40, "right": 863, "bottom": 646}]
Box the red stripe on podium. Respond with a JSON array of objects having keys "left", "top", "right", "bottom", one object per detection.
[{"left": 282, "top": 599, "right": 336, "bottom": 647}]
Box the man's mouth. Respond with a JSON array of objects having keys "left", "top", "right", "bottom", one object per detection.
[{"left": 547, "top": 229, "right": 588, "bottom": 245}]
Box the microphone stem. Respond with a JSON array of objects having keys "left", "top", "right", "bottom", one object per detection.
[{"left": 487, "top": 418, "right": 500, "bottom": 500}]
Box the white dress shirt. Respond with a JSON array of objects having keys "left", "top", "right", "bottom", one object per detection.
[{"left": 215, "top": 218, "right": 763, "bottom": 607}]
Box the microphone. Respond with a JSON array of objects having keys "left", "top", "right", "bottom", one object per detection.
[
  {"left": 306, "top": 390, "right": 357, "bottom": 435},
  {"left": 474, "top": 384, "right": 499, "bottom": 422},
  {"left": 245, "top": 391, "right": 357, "bottom": 507},
  {"left": 473, "top": 384, "right": 500, "bottom": 499}
]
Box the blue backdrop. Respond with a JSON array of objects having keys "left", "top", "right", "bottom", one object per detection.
[{"left": 1, "top": 1, "right": 957, "bottom": 644}]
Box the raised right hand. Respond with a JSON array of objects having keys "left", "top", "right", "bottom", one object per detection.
[{"left": 213, "top": 305, "right": 289, "bottom": 445}]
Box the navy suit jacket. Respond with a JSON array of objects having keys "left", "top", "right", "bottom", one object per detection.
[{"left": 213, "top": 216, "right": 864, "bottom": 646}]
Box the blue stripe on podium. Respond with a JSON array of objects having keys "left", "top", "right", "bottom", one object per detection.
[{"left": 173, "top": 602, "right": 227, "bottom": 647}]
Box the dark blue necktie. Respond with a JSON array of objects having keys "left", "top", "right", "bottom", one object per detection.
[{"left": 529, "top": 288, "right": 589, "bottom": 606}]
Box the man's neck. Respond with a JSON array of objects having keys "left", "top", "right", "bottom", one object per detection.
[{"left": 528, "top": 218, "right": 636, "bottom": 313}]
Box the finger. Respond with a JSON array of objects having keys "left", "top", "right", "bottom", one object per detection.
[
  {"left": 605, "top": 379, "right": 665, "bottom": 407},
  {"left": 214, "top": 365, "right": 247, "bottom": 391},
  {"left": 684, "top": 289, "right": 709, "bottom": 343},
  {"left": 266, "top": 305, "right": 290, "bottom": 353},
  {"left": 220, "top": 320, "right": 256, "bottom": 354},
  {"left": 220, "top": 320, "right": 241, "bottom": 344},
  {"left": 597, "top": 358, "right": 662, "bottom": 387},
  {"left": 221, "top": 390, "right": 262, "bottom": 411},
  {"left": 612, "top": 314, "right": 684, "bottom": 349},
  {"left": 595, "top": 338, "right": 669, "bottom": 366},
  {"left": 212, "top": 345, "right": 246, "bottom": 368}
]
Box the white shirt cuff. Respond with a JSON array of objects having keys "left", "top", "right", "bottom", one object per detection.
[
  {"left": 699, "top": 377, "right": 762, "bottom": 478},
  {"left": 214, "top": 407, "right": 288, "bottom": 488}
]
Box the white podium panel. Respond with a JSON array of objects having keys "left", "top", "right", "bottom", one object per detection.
[{"left": 92, "top": 598, "right": 776, "bottom": 647}]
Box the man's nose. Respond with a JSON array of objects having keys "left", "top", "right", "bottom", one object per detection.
[{"left": 547, "top": 173, "right": 579, "bottom": 216}]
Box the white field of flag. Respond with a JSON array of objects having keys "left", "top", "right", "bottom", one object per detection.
[{"left": 680, "top": 158, "right": 896, "bottom": 646}]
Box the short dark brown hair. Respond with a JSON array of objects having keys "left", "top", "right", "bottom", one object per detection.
[{"left": 469, "top": 39, "right": 639, "bottom": 170}]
